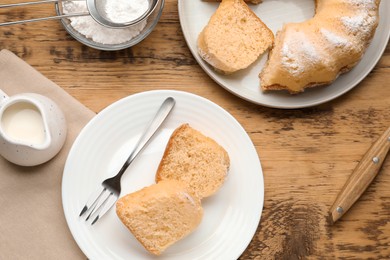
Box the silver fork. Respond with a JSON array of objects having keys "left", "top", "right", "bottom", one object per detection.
[{"left": 79, "top": 97, "right": 175, "bottom": 225}]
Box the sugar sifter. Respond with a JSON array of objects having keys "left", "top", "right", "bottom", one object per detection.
[{"left": 0, "top": 0, "right": 159, "bottom": 28}]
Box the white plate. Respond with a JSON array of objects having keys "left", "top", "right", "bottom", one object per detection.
[
  {"left": 178, "top": 0, "right": 390, "bottom": 109},
  {"left": 62, "top": 90, "right": 264, "bottom": 259}
]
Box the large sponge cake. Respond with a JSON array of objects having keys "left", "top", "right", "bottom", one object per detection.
[
  {"left": 156, "top": 124, "right": 230, "bottom": 198},
  {"left": 197, "top": 0, "right": 274, "bottom": 74},
  {"left": 260, "top": 0, "right": 381, "bottom": 93},
  {"left": 116, "top": 180, "right": 203, "bottom": 255}
]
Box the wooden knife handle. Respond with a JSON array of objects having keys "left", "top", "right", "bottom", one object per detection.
[{"left": 329, "top": 126, "right": 390, "bottom": 224}]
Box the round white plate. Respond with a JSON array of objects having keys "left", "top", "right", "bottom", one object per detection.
[
  {"left": 62, "top": 90, "right": 264, "bottom": 259},
  {"left": 178, "top": 0, "right": 390, "bottom": 109}
]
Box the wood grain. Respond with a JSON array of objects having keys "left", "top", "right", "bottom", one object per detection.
[{"left": 1, "top": 0, "right": 390, "bottom": 258}]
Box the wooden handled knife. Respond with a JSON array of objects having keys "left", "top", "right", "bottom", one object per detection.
[{"left": 328, "top": 126, "right": 390, "bottom": 224}]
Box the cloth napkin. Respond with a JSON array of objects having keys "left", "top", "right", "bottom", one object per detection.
[{"left": 0, "top": 49, "right": 94, "bottom": 259}]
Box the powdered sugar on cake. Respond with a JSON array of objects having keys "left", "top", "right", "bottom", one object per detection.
[
  {"left": 281, "top": 31, "right": 320, "bottom": 76},
  {"left": 345, "top": 0, "right": 377, "bottom": 9},
  {"left": 341, "top": 13, "right": 377, "bottom": 37},
  {"left": 320, "top": 28, "right": 349, "bottom": 47}
]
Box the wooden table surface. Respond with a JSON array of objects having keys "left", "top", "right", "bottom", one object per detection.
[{"left": 1, "top": 0, "right": 389, "bottom": 259}]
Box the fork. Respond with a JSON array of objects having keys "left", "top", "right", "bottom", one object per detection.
[{"left": 79, "top": 97, "right": 175, "bottom": 225}]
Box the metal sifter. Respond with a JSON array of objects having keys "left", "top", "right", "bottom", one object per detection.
[{"left": 0, "top": 0, "right": 159, "bottom": 28}]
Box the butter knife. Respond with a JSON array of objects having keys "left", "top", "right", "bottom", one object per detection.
[{"left": 328, "top": 126, "right": 390, "bottom": 224}]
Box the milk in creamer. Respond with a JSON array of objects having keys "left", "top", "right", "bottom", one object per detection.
[{"left": 1, "top": 102, "right": 45, "bottom": 145}]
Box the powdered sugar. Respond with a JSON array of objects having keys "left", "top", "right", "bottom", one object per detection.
[
  {"left": 104, "top": 0, "right": 149, "bottom": 24},
  {"left": 277, "top": 3, "right": 378, "bottom": 78},
  {"left": 344, "top": 0, "right": 377, "bottom": 9},
  {"left": 281, "top": 31, "right": 320, "bottom": 76},
  {"left": 320, "top": 28, "right": 349, "bottom": 47},
  {"left": 341, "top": 13, "right": 377, "bottom": 37},
  {"left": 62, "top": 0, "right": 147, "bottom": 45}
]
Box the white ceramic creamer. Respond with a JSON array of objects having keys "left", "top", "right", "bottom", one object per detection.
[{"left": 0, "top": 90, "right": 67, "bottom": 166}]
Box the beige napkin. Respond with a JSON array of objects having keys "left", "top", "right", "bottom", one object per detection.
[{"left": 0, "top": 49, "right": 94, "bottom": 259}]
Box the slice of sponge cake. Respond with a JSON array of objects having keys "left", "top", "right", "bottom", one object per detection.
[
  {"left": 197, "top": 0, "right": 274, "bottom": 74},
  {"left": 156, "top": 124, "right": 230, "bottom": 198},
  {"left": 116, "top": 180, "right": 203, "bottom": 255}
]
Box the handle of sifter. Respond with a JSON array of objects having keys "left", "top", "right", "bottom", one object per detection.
[
  {"left": 328, "top": 125, "right": 390, "bottom": 224},
  {"left": 0, "top": 0, "right": 88, "bottom": 27}
]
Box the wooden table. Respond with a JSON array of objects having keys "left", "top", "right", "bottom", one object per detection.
[{"left": 1, "top": 0, "right": 389, "bottom": 258}]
